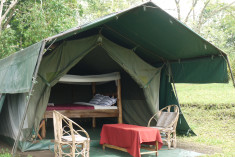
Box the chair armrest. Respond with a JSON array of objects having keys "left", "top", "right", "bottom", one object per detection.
[
  {"left": 147, "top": 112, "right": 159, "bottom": 127},
  {"left": 63, "top": 116, "right": 90, "bottom": 139},
  {"left": 72, "top": 124, "right": 90, "bottom": 139}
]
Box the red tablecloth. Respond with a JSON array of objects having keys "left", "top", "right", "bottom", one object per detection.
[{"left": 100, "top": 124, "right": 163, "bottom": 157}]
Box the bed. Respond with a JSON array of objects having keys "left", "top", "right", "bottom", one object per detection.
[{"left": 39, "top": 72, "right": 122, "bottom": 139}]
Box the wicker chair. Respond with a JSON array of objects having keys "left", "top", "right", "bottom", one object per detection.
[
  {"left": 53, "top": 110, "right": 90, "bottom": 157},
  {"left": 147, "top": 105, "right": 179, "bottom": 149}
]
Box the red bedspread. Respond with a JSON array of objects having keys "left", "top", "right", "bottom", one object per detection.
[
  {"left": 100, "top": 124, "right": 163, "bottom": 157},
  {"left": 46, "top": 104, "right": 94, "bottom": 111}
]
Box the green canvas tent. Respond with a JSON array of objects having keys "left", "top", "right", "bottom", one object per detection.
[{"left": 0, "top": 1, "right": 233, "bottom": 152}]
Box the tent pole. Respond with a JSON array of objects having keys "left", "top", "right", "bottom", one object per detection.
[
  {"left": 167, "top": 62, "right": 182, "bottom": 111},
  {"left": 226, "top": 55, "right": 235, "bottom": 88},
  {"left": 117, "top": 79, "right": 122, "bottom": 124},
  {"left": 172, "top": 80, "right": 180, "bottom": 106},
  {"left": 12, "top": 40, "right": 46, "bottom": 156},
  {"left": 167, "top": 62, "right": 178, "bottom": 101},
  {"left": 92, "top": 82, "right": 96, "bottom": 128}
]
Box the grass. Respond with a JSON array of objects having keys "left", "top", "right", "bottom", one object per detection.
[
  {"left": 0, "top": 149, "right": 32, "bottom": 157},
  {"left": 175, "top": 82, "right": 235, "bottom": 156},
  {"left": 0, "top": 149, "right": 11, "bottom": 157},
  {"left": 175, "top": 82, "right": 235, "bottom": 105}
]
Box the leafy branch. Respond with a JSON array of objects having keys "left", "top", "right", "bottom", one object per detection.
[{"left": 0, "top": 0, "right": 19, "bottom": 33}]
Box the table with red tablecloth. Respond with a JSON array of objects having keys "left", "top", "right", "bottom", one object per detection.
[{"left": 100, "top": 124, "right": 163, "bottom": 157}]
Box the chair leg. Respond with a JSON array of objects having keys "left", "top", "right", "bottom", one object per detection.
[
  {"left": 54, "top": 144, "right": 57, "bottom": 157},
  {"left": 87, "top": 141, "right": 90, "bottom": 157},
  {"left": 55, "top": 143, "right": 62, "bottom": 157},
  {"left": 172, "top": 132, "right": 177, "bottom": 148},
  {"left": 72, "top": 143, "right": 76, "bottom": 157},
  {"left": 77, "top": 143, "right": 87, "bottom": 157},
  {"left": 81, "top": 142, "right": 89, "bottom": 157},
  {"left": 167, "top": 132, "right": 171, "bottom": 149},
  {"left": 81, "top": 143, "right": 85, "bottom": 157}
]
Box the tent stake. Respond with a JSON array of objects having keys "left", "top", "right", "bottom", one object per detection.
[
  {"left": 226, "top": 55, "right": 235, "bottom": 88},
  {"left": 12, "top": 40, "right": 46, "bottom": 156}
]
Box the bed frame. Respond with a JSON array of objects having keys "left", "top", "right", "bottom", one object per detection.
[{"left": 38, "top": 73, "right": 122, "bottom": 139}]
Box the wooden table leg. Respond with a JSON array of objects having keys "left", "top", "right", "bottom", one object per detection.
[
  {"left": 37, "top": 133, "right": 42, "bottom": 140},
  {"left": 40, "top": 119, "right": 46, "bottom": 139},
  {"left": 155, "top": 141, "right": 158, "bottom": 156},
  {"left": 92, "top": 117, "right": 96, "bottom": 128}
]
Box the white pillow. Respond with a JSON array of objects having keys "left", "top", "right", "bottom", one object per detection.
[
  {"left": 110, "top": 97, "right": 117, "bottom": 104},
  {"left": 48, "top": 103, "right": 54, "bottom": 106},
  {"left": 89, "top": 94, "right": 104, "bottom": 104},
  {"left": 97, "top": 96, "right": 113, "bottom": 106}
]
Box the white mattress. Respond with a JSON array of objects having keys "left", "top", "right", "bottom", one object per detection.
[{"left": 73, "top": 102, "right": 118, "bottom": 110}]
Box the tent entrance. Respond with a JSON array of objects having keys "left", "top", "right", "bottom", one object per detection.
[
  {"left": 48, "top": 46, "right": 155, "bottom": 127},
  {"left": 32, "top": 44, "right": 162, "bottom": 151},
  {"left": 10, "top": 35, "right": 161, "bottom": 152}
]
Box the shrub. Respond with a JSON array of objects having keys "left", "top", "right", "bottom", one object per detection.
[{"left": 0, "top": 149, "right": 11, "bottom": 157}]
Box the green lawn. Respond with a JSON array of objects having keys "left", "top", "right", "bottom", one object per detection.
[
  {"left": 175, "top": 82, "right": 235, "bottom": 105},
  {"left": 0, "top": 149, "right": 11, "bottom": 157},
  {"left": 175, "top": 82, "right": 235, "bottom": 156}
]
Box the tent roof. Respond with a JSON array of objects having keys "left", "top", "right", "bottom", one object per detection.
[
  {"left": 0, "top": 1, "right": 230, "bottom": 94},
  {"left": 45, "top": 1, "right": 226, "bottom": 64}
]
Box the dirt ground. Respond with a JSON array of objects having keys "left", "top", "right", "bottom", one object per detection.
[
  {"left": 0, "top": 138, "right": 223, "bottom": 157},
  {"left": 176, "top": 139, "right": 222, "bottom": 155}
]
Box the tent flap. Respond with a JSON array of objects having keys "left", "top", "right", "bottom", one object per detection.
[
  {"left": 0, "top": 93, "right": 28, "bottom": 140},
  {"left": 0, "top": 94, "right": 6, "bottom": 113},
  {"left": 19, "top": 140, "right": 53, "bottom": 152},
  {"left": 0, "top": 42, "right": 43, "bottom": 93},
  {"left": 27, "top": 35, "right": 99, "bottom": 140},
  {"left": 170, "top": 56, "right": 228, "bottom": 83},
  {"left": 102, "top": 36, "right": 161, "bottom": 113},
  {"left": 159, "top": 67, "right": 195, "bottom": 135}
]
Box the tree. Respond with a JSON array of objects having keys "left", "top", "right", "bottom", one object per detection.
[
  {"left": 201, "top": 3, "right": 235, "bottom": 53},
  {"left": 78, "top": 0, "right": 146, "bottom": 25},
  {"left": 155, "top": 0, "right": 235, "bottom": 78},
  {"left": 0, "top": 0, "right": 80, "bottom": 59},
  {"left": 170, "top": 0, "right": 235, "bottom": 34},
  {"left": 0, "top": 0, "right": 18, "bottom": 34},
  {"left": 0, "top": 0, "right": 147, "bottom": 59}
]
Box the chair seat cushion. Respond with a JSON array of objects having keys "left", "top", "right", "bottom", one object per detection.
[
  {"left": 156, "top": 112, "right": 177, "bottom": 127},
  {"left": 62, "top": 135, "right": 88, "bottom": 142}
]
